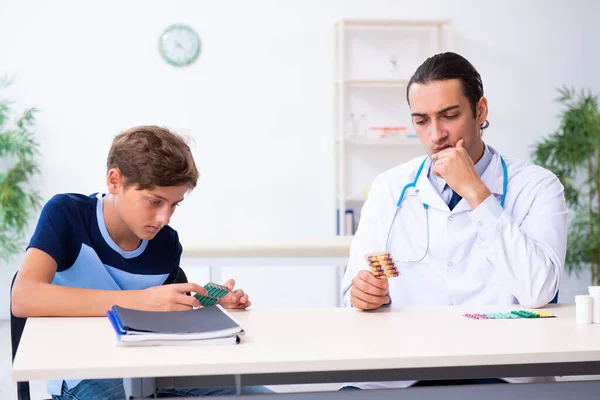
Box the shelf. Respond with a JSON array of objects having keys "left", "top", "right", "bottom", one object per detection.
[
  {"left": 333, "top": 18, "right": 452, "bottom": 236},
  {"left": 341, "top": 19, "right": 451, "bottom": 28},
  {"left": 340, "top": 137, "right": 421, "bottom": 146},
  {"left": 338, "top": 79, "right": 409, "bottom": 87},
  {"left": 182, "top": 236, "right": 354, "bottom": 258},
  {"left": 340, "top": 195, "right": 368, "bottom": 203}
]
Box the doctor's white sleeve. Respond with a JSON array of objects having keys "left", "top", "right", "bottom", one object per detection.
[
  {"left": 341, "top": 176, "right": 387, "bottom": 308},
  {"left": 468, "top": 172, "right": 568, "bottom": 309}
]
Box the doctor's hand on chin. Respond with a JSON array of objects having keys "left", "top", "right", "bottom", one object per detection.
[
  {"left": 350, "top": 270, "right": 391, "bottom": 311},
  {"left": 430, "top": 139, "right": 491, "bottom": 209}
]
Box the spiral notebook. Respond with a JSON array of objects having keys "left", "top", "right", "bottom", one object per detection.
[{"left": 106, "top": 304, "right": 244, "bottom": 347}]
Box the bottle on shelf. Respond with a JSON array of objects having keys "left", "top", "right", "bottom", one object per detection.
[
  {"left": 346, "top": 113, "right": 357, "bottom": 138},
  {"left": 388, "top": 54, "right": 402, "bottom": 80},
  {"left": 357, "top": 114, "right": 368, "bottom": 138}
]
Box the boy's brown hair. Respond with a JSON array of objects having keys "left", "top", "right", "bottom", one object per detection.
[{"left": 107, "top": 125, "right": 199, "bottom": 190}]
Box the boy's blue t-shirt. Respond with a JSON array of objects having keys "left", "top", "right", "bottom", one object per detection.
[{"left": 27, "top": 192, "right": 182, "bottom": 395}]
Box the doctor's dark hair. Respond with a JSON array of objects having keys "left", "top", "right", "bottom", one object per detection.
[
  {"left": 107, "top": 125, "right": 199, "bottom": 190},
  {"left": 407, "top": 52, "right": 489, "bottom": 130}
]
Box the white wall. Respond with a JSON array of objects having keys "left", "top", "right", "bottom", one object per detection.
[
  {"left": 0, "top": 0, "right": 598, "bottom": 318},
  {"left": 582, "top": 1, "right": 600, "bottom": 95}
]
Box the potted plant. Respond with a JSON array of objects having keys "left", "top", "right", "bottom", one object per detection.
[
  {"left": 0, "top": 76, "right": 42, "bottom": 262},
  {"left": 532, "top": 86, "right": 600, "bottom": 286}
]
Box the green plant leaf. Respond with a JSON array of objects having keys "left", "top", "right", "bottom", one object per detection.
[
  {"left": 531, "top": 87, "right": 600, "bottom": 285},
  {"left": 0, "top": 77, "right": 41, "bottom": 262}
]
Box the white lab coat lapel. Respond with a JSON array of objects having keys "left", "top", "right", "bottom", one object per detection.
[{"left": 414, "top": 158, "right": 449, "bottom": 212}]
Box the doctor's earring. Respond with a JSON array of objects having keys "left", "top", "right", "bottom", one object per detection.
[{"left": 480, "top": 120, "right": 490, "bottom": 130}]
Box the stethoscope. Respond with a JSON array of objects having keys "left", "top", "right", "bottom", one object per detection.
[{"left": 384, "top": 155, "right": 508, "bottom": 263}]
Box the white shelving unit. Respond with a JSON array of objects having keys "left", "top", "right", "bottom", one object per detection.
[
  {"left": 334, "top": 19, "right": 452, "bottom": 235},
  {"left": 338, "top": 79, "right": 410, "bottom": 87}
]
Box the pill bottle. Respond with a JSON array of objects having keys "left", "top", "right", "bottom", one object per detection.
[
  {"left": 588, "top": 286, "right": 600, "bottom": 323},
  {"left": 575, "top": 295, "right": 593, "bottom": 324}
]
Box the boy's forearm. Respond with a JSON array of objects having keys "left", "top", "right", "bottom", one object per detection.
[{"left": 12, "top": 280, "right": 145, "bottom": 317}]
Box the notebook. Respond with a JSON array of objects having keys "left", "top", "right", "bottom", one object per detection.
[{"left": 106, "top": 304, "right": 244, "bottom": 347}]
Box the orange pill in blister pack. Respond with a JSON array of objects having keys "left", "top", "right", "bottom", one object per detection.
[
  {"left": 384, "top": 263, "right": 398, "bottom": 271},
  {"left": 366, "top": 252, "right": 393, "bottom": 263},
  {"left": 365, "top": 252, "right": 400, "bottom": 279},
  {"left": 382, "top": 266, "right": 399, "bottom": 277}
]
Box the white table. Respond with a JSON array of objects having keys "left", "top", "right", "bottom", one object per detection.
[{"left": 12, "top": 304, "right": 600, "bottom": 399}]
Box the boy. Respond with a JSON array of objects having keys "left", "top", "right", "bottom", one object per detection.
[{"left": 11, "top": 125, "right": 272, "bottom": 399}]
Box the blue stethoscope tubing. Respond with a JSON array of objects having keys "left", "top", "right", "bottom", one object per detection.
[{"left": 384, "top": 155, "right": 508, "bottom": 263}]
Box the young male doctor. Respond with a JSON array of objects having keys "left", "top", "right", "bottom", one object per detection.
[{"left": 340, "top": 52, "right": 568, "bottom": 389}]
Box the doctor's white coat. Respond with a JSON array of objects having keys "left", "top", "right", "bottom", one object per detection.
[{"left": 341, "top": 147, "right": 568, "bottom": 389}]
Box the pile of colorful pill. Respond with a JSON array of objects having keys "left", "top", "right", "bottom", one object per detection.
[
  {"left": 365, "top": 252, "right": 399, "bottom": 279},
  {"left": 463, "top": 310, "right": 556, "bottom": 320}
]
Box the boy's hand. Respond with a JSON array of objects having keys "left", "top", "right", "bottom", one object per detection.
[
  {"left": 350, "top": 270, "right": 390, "bottom": 311},
  {"left": 218, "top": 279, "right": 251, "bottom": 309},
  {"left": 142, "top": 283, "right": 207, "bottom": 311}
]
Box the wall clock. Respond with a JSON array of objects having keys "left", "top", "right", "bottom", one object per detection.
[{"left": 159, "top": 24, "right": 201, "bottom": 67}]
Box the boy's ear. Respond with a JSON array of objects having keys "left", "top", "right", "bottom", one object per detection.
[{"left": 106, "top": 168, "right": 124, "bottom": 194}]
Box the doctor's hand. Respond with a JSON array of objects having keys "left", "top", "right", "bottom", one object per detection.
[
  {"left": 350, "top": 270, "right": 391, "bottom": 311},
  {"left": 430, "top": 139, "right": 491, "bottom": 209},
  {"left": 218, "top": 279, "right": 251, "bottom": 310}
]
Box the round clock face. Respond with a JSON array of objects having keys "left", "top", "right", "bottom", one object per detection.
[{"left": 159, "top": 24, "right": 201, "bottom": 67}]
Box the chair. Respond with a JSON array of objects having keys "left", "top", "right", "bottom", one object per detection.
[
  {"left": 550, "top": 291, "right": 559, "bottom": 304},
  {"left": 174, "top": 266, "right": 189, "bottom": 285},
  {"left": 10, "top": 272, "right": 34, "bottom": 400},
  {"left": 10, "top": 267, "right": 189, "bottom": 400}
]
